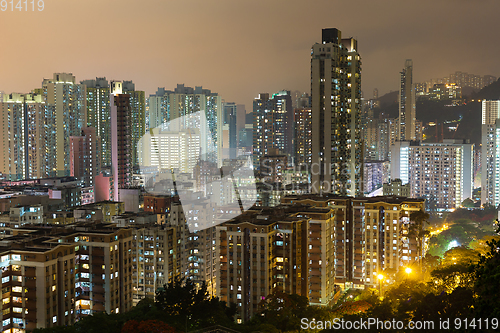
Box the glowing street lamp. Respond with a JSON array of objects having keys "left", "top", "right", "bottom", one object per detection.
[
  {"left": 377, "top": 273, "right": 384, "bottom": 298},
  {"left": 405, "top": 267, "right": 412, "bottom": 280}
]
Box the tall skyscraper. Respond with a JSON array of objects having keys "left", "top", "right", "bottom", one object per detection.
[
  {"left": 293, "top": 107, "right": 312, "bottom": 166},
  {"left": 82, "top": 79, "right": 145, "bottom": 170},
  {"left": 0, "top": 93, "right": 46, "bottom": 180},
  {"left": 252, "top": 91, "right": 293, "bottom": 168},
  {"left": 148, "top": 87, "right": 168, "bottom": 130},
  {"left": 222, "top": 102, "right": 242, "bottom": 159},
  {"left": 42, "top": 73, "right": 87, "bottom": 177},
  {"left": 123, "top": 81, "right": 145, "bottom": 169},
  {"left": 481, "top": 100, "right": 500, "bottom": 206},
  {"left": 110, "top": 82, "right": 132, "bottom": 200},
  {"left": 0, "top": 93, "right": 27, "bottom": 180},
  {"left": 311, "top": 28, "right": 362, "bottom": 196},
  {"left": 398, "top": 59, "right": 416, "bottom": 141},
  {"left": 253, "top": 93, "right": 273, "bottom": 167},
  {"left": 70, "top": 127, "right": 100, "bottom": 188},
  {"left": 81, "top": 77, "right": 110, "bottom": 167}
]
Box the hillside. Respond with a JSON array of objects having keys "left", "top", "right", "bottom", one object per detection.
[
  {"left": 473, "top": 78, "right": 500, "bottom": 100},
  {"left": 371, "top": 82, "right": 500, "bottom": 145}
]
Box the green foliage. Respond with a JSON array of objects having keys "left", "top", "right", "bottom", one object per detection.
[
  {"left": 250, "top": 290, "right": 331, "bottom": 332},
  {"left": 470, "top": 235, "right": 500, "bottom": 255},
  {"left": 461, "top": 198, "right": 475, "bottom": 208},
  {"left": 155, "top": 276, "right": 237, "bottom": 331},
  {"left": 409, "top": 210, "right": 430, "bottom": 272},
  {"left": 428, "top": 215, "right": 494, "bottom": 258},
  {"left": 471, "top": 238, "right": 500, "bottom": 318}
]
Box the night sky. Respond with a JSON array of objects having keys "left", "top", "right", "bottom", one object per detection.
[{"left": 1, "top": 0, "right": 499, "bottom": 110}]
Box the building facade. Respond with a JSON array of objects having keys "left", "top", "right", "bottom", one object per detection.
[
  {"left": 147, "top": 85, "right": 223, "bottom": 166},
  {"left": 252, "top": 91, "right": 293, "bottom": 168},
  {"left": 311, "top": 28, "right": 362, "bottom": 196},
  {"left": 391, "top": 140, "right": 474, "bottom": 210},
  {"left": 0, "top": 93, "right": 45, "bottom": 181},
  {"left": 398, "top": 60, "right": 416, "bottom": 141},
  {"left": 293, "top": 108, "right": 312, "bottom": 167},
  {"left": 481, "top": 100, "right": 500, "bottom": 206},
  {"left": 42, "top": 73, "right": 87, "bottom": 178}
]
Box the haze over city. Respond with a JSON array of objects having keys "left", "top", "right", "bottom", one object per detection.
[
  {"left": 1, "top": 0, "right": 500, "bottom": 108},
  {"left": 1, "top": 1, "right": 500, "bottom": 332}
]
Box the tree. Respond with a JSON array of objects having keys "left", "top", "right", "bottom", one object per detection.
[
  {"left": 409, "top": 209, "right": 430, "bottom": 273},
  {"left": 256, "top": 291, "right": 324, "bottom": 332},
  {"left": 470, "top": 235, "right": 500, "bottom": 256},
  {"left": 461, "top": 198, "right": 475, "bottom": 208},
  {"left": 471, "top": 238, "right": 500, "bottom": 318},
  {"left": 155, "top": 276, "right": 236, "bottom": 331},
  {"left": 73, "top": 312, "right": 122, "bottom": 333}
]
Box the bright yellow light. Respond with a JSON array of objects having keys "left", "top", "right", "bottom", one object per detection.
[
  {"left": 405, "top": 267, "right": 412, "bottom": 274},
  {"left": 377, "top": 274, "right": 384, "bottom": 280}
]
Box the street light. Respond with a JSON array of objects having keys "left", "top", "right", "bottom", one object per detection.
[
  {"left": 377, "top": 273, "right": 384, "bottom": 298},
  {"left": 405, "top": 267, "right": 412, "bottom": 281}
]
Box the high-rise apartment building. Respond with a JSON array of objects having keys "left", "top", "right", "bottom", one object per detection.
[
  {"left": 0, "top": 93, "right": 48, "bottom": 181},
  {"left": 81, "top": 78, "right": 110, "bottom": 167},
  {"left": 391, "top": 140, "right": 474, "bottom": 210},
  {"left": 399, "top": 60, "right": 416, "bottom": 141},
  {"left": 363, "top": 113, "right": 398, "bottom": 162},
  {"left": 0, "top": 224, "right": 133, "bottom": 331},
  {"left": 148, "top": 87, "right": 169, "bottom": 130},
  {"left": 311, "top": 28, "right": 362, "bottom": 196},
  {"left": 216, "top": 205, "right": 337, "bottom": 322},
  {"left": 293, "top": 108, "right": 312, "bottom": 166},
  {"left": 42, "top": 73, "right": 87, "bottom": 178},
  {"left": 252, "top": 91, "right": 293, "bottom": 168},
  {"left": 449, "top": 72, "right": 497, "bottom": 90},
  {"left": 253, "top": 93, "right": 273, "bottom": 167},
  {"left": 221, "top": 102, "right": 240, "bottom": 159},
  {"left": 216, "top": 195, "right": 425, "bottom": 323},
  {"left": 82, "top": 79, "right": 145, "bottom": 169},
  {"left": 137, "top": 127, "right": 201, "bottom": 174},
  {"left": 281, "top": 195, "right": 425, "bottom": 288},
  {"left": 147, "top": 85, "right": 222, "bottom": 166},
  {"left": 110, "top": 82, "right": 132, "bottom": 200},
  {"left": 70, "top": 127, "right": 100, "bottom": 189},
  {"left": 363, "top": 160, "right": 390, "bottom": 194},
  {"left": 123, "top": 81, "right": 145, "bottom": 169},
  {"left": 128, "top": 221, "right": 182, "bottom": 305},
  {"left": 481, "top": 100, "right": 500, "bottom": 206}
]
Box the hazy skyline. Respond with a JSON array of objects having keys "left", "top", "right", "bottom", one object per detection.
[{"left": 1, "top": 0, "right": 499, "bottom": 110}]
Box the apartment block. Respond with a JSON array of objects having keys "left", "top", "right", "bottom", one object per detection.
[
  {"left": 391, "top": 140, "right": 474, "bottom": 210},
  {"left": 252, "top": 91, "right": 293, "bottom": 167},
  {"left": 481, "top": 100, "right": 500, "bottom": 206},
  {"left": 216, "top": 204, "right": 337, "bottom": 322},
  {"left": 281, "top": 195, "right": 425, "bottom": 289},
  {"left": 311, "top": 28, "right": 362, "bottom": 196},
  {"left": 293, "top": 107, "right": 312, "bottom": 167},
  {"left": 0, "top": 224, "right": 133, "bottom": 331}
]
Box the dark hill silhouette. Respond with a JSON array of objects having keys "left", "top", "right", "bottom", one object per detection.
[
  {"left": 473, "top": 78, "right": 500, "bottom": 100},
  {"left": 376, "top": 90, "right": 398, "bottom": 108},
  {"left": 369, "top": 79, "right": 500, "bottom": 146}
]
